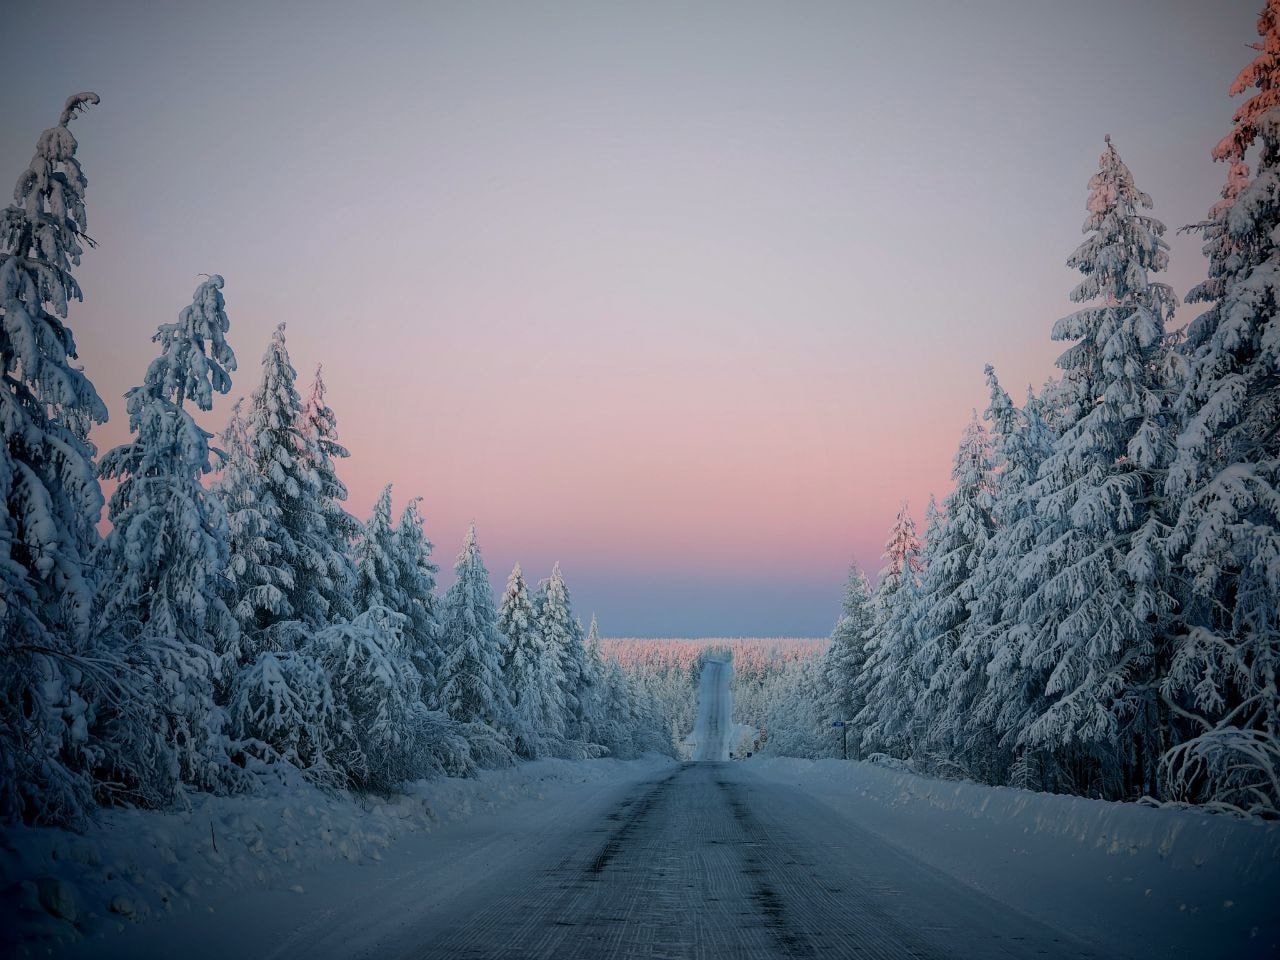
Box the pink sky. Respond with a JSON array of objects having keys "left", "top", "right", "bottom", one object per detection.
[{"left": 0, "top": 0, "right": 1254, "bottom": 633}]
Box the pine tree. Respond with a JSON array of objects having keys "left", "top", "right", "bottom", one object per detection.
[
  {"left": 823, "top": 564, "right": 874, "bottom": 736},
  {"left": 303, "top": 605, "right": 429, "bottom": 791},
  {"left": 580, "top": 613, "right": 611, "bottom": 747},
  {"left": 393, "top": 496, "right": 442, "bottom": 704},
  {"left": 497, "top": 563, "right": 564, "bottom": 757},
  {"left": 226, "top": 324, "right": 350, "bottom": 646},
  {"left": 1015, "top": 137, "right": 1177, "bottom": 798},
  {"left": 0, "top": 94, "right": 107, "bottom": 825},
  {"left": 955, "top": 371, "right": 1055, "bottom": 781},
  {"left": 439, "top": 524, "right": 510, "bottom": 730},
  {"left": 353, "top": 485, "right": 399, "bottom": 612},
  {"left": 538, "top": 563, "right": 589, "bottom": 740},
  {"left": 1163, "top": 0, "right": 1280, "bottom": 815},
  {"left": 299, "top": 365, "right": 358, "bottom": 621},
  {"left": 913, "top": 413, "right": 995, "bottom": 764},
  {"left": 94, "top": 275, "right": 240, "bottom": 797},
  {"left": 216, "top": 399, "right": 290, "bottom": 656},
  {"left": 854, "top": 503, "right": 923, "bottom": 757}
]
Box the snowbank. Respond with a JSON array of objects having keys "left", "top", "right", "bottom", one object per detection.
[
  {"left": 0, "top": 755, "right": 675, "bottom": 957},
  {"left": 746, "top": 757, "right": 1280, "bottom": 960}
]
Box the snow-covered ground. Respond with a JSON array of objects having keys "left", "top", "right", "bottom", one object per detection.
[
  {"left": 0, "top": 756, "right": 676, "bottom": 959},
  {"left": 5, "top": 749, "right": 1275, "bottom": 959},
  {"left": 746, "top": 757, "right": 1280, "bottom": 960}
]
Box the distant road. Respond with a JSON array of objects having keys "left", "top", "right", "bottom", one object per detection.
[{"left": 690, "top": 655, "right": 733, "bottom": 762}]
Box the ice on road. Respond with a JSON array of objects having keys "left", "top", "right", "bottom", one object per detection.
[{"left": 688, "top": 654, "right": 733, "bottom": 762}]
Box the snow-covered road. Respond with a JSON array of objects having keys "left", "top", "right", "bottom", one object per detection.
[
  {"left": 688, "top": 654, "right": 733, "bottom": 762},
  {"left": 410, "top": 761, "right": 1092, "bottom": 959},
  {"left": 50, "top": 656, "right": 1274, "bottom": 960}
]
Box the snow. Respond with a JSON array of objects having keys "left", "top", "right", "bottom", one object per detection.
[
  {"left": 686, "top": 653, "right": 734, "bottom": 761},
  {"left": 0, "top": 755, "right": 677, "bottom": 958},
  {"left": 745, "top": 757, "right": 1280, "bottom": 960}
]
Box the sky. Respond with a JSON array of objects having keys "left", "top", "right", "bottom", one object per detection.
[{"left": 0, "top": 0, "right": 1258, "bottom": 636}]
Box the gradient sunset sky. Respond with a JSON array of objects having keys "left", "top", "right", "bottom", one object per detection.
[{"left": 0, "top": 0, "right": 1255, "bottom": 635}]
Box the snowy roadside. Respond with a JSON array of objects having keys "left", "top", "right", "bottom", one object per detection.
[
  {"left": 745, "top": 757, "right": 1280, "bottom": 960},
  {"left": 1, "top": 755, "right": 677, "bottom": 958}
]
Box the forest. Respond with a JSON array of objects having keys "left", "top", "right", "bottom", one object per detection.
[
  {"left": 2, "top": 1, "right": 1277, "bottom": 839},
  {"left": 0, "top": 96, "right": 672, "bottom": 829},
  {"left": 761, "top": 4, "right": 1280, "bottom": 819}
]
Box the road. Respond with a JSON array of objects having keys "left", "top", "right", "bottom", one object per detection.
[
  {"left": 405, "top": 656, "right": 1094, "bottom": 960},
  {"left": 80, "top": 657, "right": 1100, "bottom": 960},
  {"left": 689, "top": 654, "right": 733, "bottom": 761},
  {"left": 407, "top": 761, "right": 1094, "bottom": 959}
]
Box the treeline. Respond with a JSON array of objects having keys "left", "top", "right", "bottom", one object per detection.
[
  {"left": 777, "top": 5, "right": 1280, "bottom": 817},
  {"left": 0, "top": 96, "right": 670, "bottom": 829}
]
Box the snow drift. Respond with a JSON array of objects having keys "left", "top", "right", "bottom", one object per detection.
[{"left": 747, "top": 757, "right": 1280, "bottom": 960}]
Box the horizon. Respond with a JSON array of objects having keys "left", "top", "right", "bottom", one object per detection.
[{"left": 0, "top": 0, "right": 1253, "bottom": 635}]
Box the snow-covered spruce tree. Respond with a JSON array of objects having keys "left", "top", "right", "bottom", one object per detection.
[
  {"left": 353, "top": 485, "right": 399, "bottom": 612},
  {"left": 538, "top": 563, "right": 590, "bottom": 741},
  {"left": 393, "top": 496, "right": 443, "bottom": 705},
  {"left": 224, "top": 324, "right": 350, "bottom": 648},
  {"left": 1014, "top": 137, "right": 1177, "bottom": 799},
  {"left": 0, "top": 94, "right": 108, "bottom": 826},
  {"left": 912, "top": 413, "right": 995, "bottom": 770},
  {"left": 299, "top": 365, "right": 358, "bottom": 621},
  {"left": 439, "top": 524, "right": 510, "bottom": 733},
  {"left": 94, "top": 276, "right": 241, "bottom": 800},
  {"left": 302, "top": 605, "right": 433, "bottom": 791},
  {"left": 854, "top": 502, "right": 923, "bottom": 758},
  {"left": 954, "top": 371, "right": 1056, "bottom": 783},
  {"left": 597, "top": 657, "right": 639, "bottom": 759},
  {"left": 763, "top": 657, "right": 837, "bottom": 759},
  {"left": 579, "top": 613, "right": 613, "bottom": 749},
  {"left": 221, "top": 328, "right": 360, "bottom": 780},
  {"left": 215, "top": 399, "right": 290, "bottom": 658},
  {"left": 498, "top": 563, "right": 565, "bottom": 757},
  {"left": 822, "top": 563, "right": 874, "bottom": 739},
  {"left": 1162, "top": 0, "right": 1280, "bottom": 816},
  {"left": 228, "top": 646, "right": 344, "bottom": 786}
]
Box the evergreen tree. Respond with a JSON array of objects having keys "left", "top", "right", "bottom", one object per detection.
[
  {"left": 1015, "top": 137, "right": 1177, "bottom": 798},
  {"left": 855, "top": 503, "right": 923, "bottom": 757},
  {"left": 497, "top": 563, "right": 564, "bottom": 757},
  {"left": 1163, "top": 0, "right": 1280, "bottom": 815},
  {"left": 353, "top": 485, "right": 399, "bottom": 613},
  {"left": 913, "top": 413, "right": 995, "bottom": 763},
  {"left": 580, "top": 613, "right": 611, "bottom": 747},
  {"left": 538, "top": 563, "right": 589, "bottom": 739},
  {"left": 303, "top": 605, "right": 429, "bottom": 791},
  {"left": 226, "top": 324, "right": 350, "bottom": 647},
  {"left": 956, "top": 372, "right": 1055, "bottom": 781},
  {"left": 299, "top": 365, "right": 358, "bottom": 621},
  {"left": 439, "top": 524, "right": 509, "bottom": 730},
  {"left": 393, "top": 496, "right": 442, "bottom": 704},
  {"left": 0, "top": 94, "right": 107, "bottom": 825},
  {"left": 216, "top": 399, "right": 290, "bottom": 656},
  {"left": 823, "top": 564, "right": 874, "bottom": 736},
  {"left": 229, "top": 645, "right": 343, "bottom": 785},
  {"left": 94, "top": 275, "right": 240, "bottom": 797}
]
